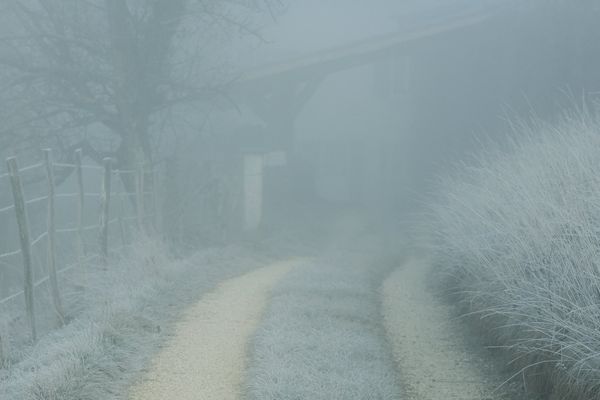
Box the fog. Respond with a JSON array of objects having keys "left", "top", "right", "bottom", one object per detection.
[
  {"left": 1, "top": 0, "right": 594, "bottom": 243},
  {"left": 215, "top": 0, "right": 599, "bottom": 238},
  {"left": 1, "top": 1, "right": 600, "bottom": 399}
]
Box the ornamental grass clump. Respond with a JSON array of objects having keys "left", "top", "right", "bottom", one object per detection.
[{"left": 430, "top": 111, "right": 600, "bottom": 398}]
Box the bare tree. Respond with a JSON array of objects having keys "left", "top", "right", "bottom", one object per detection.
[{"left": 0, "top": 0, "right": 284, "bottom": 178}]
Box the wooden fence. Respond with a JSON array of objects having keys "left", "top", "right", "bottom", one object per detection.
[{"left": 0, "top": 149, "right": 159, "bottom": 343}]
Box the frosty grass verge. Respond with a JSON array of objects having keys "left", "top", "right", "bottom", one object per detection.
[
  {"left": 243, "top": 252, "right": 402, "bottom": 400},
  {"left": 0, "top": 238, "right": 269, "bottom": 400},
  {"left": 429, "top": 112, "right": 600, "bottom": 398}
]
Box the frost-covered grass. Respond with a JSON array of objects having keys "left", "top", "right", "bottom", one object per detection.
[
  {"left": 243, "top": 250, "right": 402, "bottom": 400},
  {"left": 0, "top": 238, "right": 268, "bottom": 400},
  {"left": 429, "top": 111, "right": 600, "bottom": 399}
]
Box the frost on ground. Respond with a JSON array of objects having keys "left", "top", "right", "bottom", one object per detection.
[
  {"left": 0, "top": 239, "right": 270, "bottom": 400},
  {"left": 128, "top": 259, "right": 298, "bottom": 400},
  {"left": 243, "top": 251, "right": 402, "bottom": 400},
  {"left": 382, "top": 258, "right": 520, "bottom": 400}
]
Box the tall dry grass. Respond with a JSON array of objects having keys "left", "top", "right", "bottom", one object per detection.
[{"left": 429, "top": 110, "right": 600, "bottom": 398}]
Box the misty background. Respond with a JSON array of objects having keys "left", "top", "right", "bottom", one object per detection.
[
  {"left": 1, "top": 0, "right": 598, "bottom": 247},
  {"left": 2, "top": 1, "right": 600, "bottom": 399}
]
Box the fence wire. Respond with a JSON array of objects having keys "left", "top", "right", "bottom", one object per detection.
[{"left": 0, "top": 152, "right": 160, "bottom": 321}]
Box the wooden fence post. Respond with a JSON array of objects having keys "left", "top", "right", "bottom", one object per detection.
[
  {"left": 6, "top": 157, "right": 36, "bottom": 342},
  {"left": 43, "top": 149, "right": 64, "bottom": 325},
  {"left": 99, "top": 158, "right": 112, "bottom": 262},
  {"left": 74, "top": 149, "right": 85, "bottom": 268}
]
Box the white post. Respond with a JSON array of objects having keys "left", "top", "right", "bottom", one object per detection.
[
  {"left": 115, "top": 170, "right": 127, "bottom": 247},
  {"left": 243, "top": 154, "right": 264, "bottom": 231},
  {"left": 75, "top": 149, "right": 85, "bottom": 267},
  {"left": 136, "top": 163, "right": 145, "bottom": 232},
  {"left": 99, "top": 158, "right": 112, "bottom": 262},
  {"left": 151, "top": 167, "right": 160, "bottom": 233}
]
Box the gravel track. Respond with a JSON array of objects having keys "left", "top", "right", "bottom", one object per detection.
[
  {"left": 127, "top": 254, "right": 521, "bottom": 400},
  {"left": 382, "top": 258, "right": 513, "bottom": 400},
  {"left": 128, "top": 259, "right": 299, "bottom": 400}
]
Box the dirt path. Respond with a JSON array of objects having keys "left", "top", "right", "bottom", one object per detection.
[
  {"left": 128, "top": 259, "right": 299, "bottom": 400},
  {"left": 382, "top": 258, "right": 506, "bottom": 400}
]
